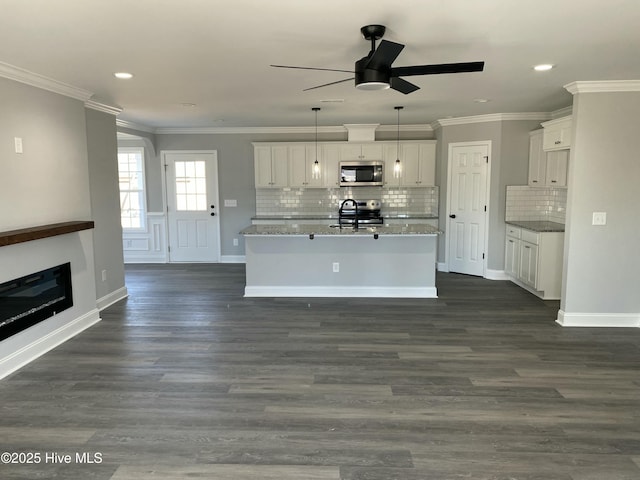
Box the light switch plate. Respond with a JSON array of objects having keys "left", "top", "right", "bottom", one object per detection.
[
  {"left": 224, "top": 199, "right": 237, "bottom": 207},
  {"left": 14, "top": 137, "right": 23, "bottom": 154},
  {"left": 592, "top": 212, "right": 607, "bottom": 226}
]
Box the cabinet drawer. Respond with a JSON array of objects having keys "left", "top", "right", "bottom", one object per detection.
[
  {"left": 521, "top": 228, "right": 539, "bottom": 245},
  {"left": 506, "top": 226, "right": 521, "bottom": 238}
]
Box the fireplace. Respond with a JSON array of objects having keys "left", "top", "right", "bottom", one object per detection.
[{"left": 0, "top": 263, "right": 73, "bottom": 341}]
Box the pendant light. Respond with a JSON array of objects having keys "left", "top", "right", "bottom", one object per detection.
[
  {"left": 394, "top": 106, "right": 403, "bottom": 178},
  {"left": 312, "top": 107, "right": 321, "bottom": 179}
]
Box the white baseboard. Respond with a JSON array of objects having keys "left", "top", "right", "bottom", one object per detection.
[
  {"left": 244, "top": 286, "right": 437, "bottom": 298},
  {"left": 0, "top": 309, "right": 101, "bottom": 380},
  {"left": 437, "top": 262, "right": 448, "bottom": 272},
  {"left": 221, "top": 255, "right": 246, "bottom": 263},
  {"left": 96, "top": 286, "right": 129, "bottom": 311},
  {"left": 486, "top": 269, "right": 509, "bottom": 280},
  {"left": 123, "top": 254, "right": 167, "bottom": 264},
  {"left": 556, "top": 310, "right": 640, "bottom": 328}
]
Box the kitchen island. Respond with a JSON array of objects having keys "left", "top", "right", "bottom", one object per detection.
[{"left": 240, "top": 223, "right": 441, "bottom": 298}]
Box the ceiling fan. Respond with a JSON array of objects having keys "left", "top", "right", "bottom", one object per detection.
[{"left": 271, "top": 25, "right": 485, "bottom": 95}]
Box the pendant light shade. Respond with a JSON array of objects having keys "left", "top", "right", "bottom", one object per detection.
[
  {"left": 394, "top": 106, "right": 403, "bottom": 178},
  {"left": 312, "top": 107, "right": 321, "bottom": 180}
]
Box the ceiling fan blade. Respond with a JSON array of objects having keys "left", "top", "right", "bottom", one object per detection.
[
  {"left": 390, "top": 77, "right": 420, "bottom": 95},
  {"left": 271, "top": 64, "right": 354, "bottom": 73},
  {"left": 365, "top": 40, "right": 405, "bottom": 70},
  {"left": 392, "top": 61, "right": 485, "bottom": 77},
  {"left": 302, "top": 77, "right": 355, "bottom": 92}
]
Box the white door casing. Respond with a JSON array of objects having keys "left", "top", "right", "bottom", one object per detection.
[
  {"left": 163, "top": 151, "right": 220, "bottom": 262},
  {"left": 446, "top": 142, "right": 490, "bottom": 276}
]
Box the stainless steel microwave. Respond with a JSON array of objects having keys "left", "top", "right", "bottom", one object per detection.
[{"left": 339, "top": 161, "right": 384, "bottom": 187}]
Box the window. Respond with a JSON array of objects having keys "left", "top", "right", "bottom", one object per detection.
[
  {"left": 174, "top": 160, "right": 207, "bottom": 211},
  {"left": 117, "top": 147, "right": 146, "bottom": 230}
]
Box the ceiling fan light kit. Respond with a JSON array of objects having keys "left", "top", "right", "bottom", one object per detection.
[{"left": 272, "top": 24, "right": 484, "bottom": 95}]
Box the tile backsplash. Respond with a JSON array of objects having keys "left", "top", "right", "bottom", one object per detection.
[
  {"left": 505, "top": 185, "right": 567, "bottom": 223},
  {"left": 256, "top": 186, "right": 439, "bottom": 217}
]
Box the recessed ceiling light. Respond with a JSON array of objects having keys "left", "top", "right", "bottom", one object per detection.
[
  {"left": 180, "top": 103, "right": 196, "bottom": 108},
  {"left": 474, "top": 98, "right": 490, "bottom": 103},
  {"left": 114, "top": 72, "right": 133, "bottom": 79},
  {"left": 533, "top": 64, "right": 554, "bottom": 72}
]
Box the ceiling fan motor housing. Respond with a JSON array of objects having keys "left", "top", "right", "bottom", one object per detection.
[{"left": 355, "top": 57, "right": 391, "bottom": 90}]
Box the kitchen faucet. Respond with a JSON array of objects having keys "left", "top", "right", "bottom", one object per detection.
[{"left": 339, "top": 199, "right": 359, "bottom": 231}]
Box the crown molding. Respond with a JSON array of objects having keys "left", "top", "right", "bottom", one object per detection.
[
  {"left": 0, "top": 61, "right": 92, "bottom": 101},
  {"left": 85, "top": 99, "right": 122, "bottom": 116},
  {"left": 550, "top": 105, "right": 573, "bottom": 118},
  {"left": 116, "top": 119, "right": 157, "bottom": 134},
  {"left": 127, "top": 113, "right": 560, "bottom": 135},
  {"left": 564, "top": 80, "right": 640, "bottom": 95},
  {"left": 155, "top": 124, "right": 434, "bottom": 135},
  {"left": 377, "top": 124, "right": 434, "bottom": 133},
  {"left": 154, "top": 125, "right": 346, "bottom": 135},
  {"left": 431, "top": 112, "right": 551, "bottom": 129}
]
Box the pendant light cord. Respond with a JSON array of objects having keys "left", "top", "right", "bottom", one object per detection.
[
  {"left": 394, "top": 106, "right": 403, "bottom": 176},
  {"left": 312, "top": 107, "right": 320, "bottom": 162}
]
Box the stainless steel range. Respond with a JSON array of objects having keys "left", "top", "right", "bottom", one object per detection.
[{"left": 338, "top": 199, "right": 383, "bottom": 229}]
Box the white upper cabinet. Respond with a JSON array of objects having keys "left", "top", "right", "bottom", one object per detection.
[
  {"left": 383, "top": 141, "right": 436, "bottom": 187},
  {"left": 528, "top": 129, "right": 569, "bottom": 187},
  {"left": 339, "top": 143, "right": 383, "bottom": 161},
  {"left": 254, "top": 140, "right": 436, "bottom": 189},
  {"left": 322, "top": 144, "right": 342, "bottom": 188},
  {"left": 542, "top": 116, "right": 572, "bottom": 151},
  {"left": 545, "top": 150, "right": 569, "bottom": 187},
  {"left": 289, "top": 144, "right": 323, "bottom": 188},
  {"left": 528, "top": 129, "right": 546, "bottom": 186},
  {"left": 254, "top": 145, "right": 288, "bottom": 188}
]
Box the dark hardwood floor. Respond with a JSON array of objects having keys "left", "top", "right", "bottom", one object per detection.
[{"left": 1, "top": 264, "right": 639, "bottom": 479}]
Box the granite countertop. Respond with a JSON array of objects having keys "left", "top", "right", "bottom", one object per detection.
[
  {"left": 252, "top": 215, "right": 338, "bottom": 220},
  {"left": 506, "top": 220, "right": 565, "bottom": 232},
  {"left": 241, "top": 223, "right": 442, "bottom": 236},
  {"left": 251, "top": 214, "right": 439, "bottom": 221}
]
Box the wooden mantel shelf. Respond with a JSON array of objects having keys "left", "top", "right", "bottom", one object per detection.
[{"left": 0, "top": 221, "right": 95, "bottom": 247}]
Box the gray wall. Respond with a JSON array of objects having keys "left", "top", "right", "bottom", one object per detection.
[
  {"left": 85, "top": 108, "right": 126, "bottom": 302},
  {"left": 562, "top": 92, "right": 640, "bottom": 315},
  {"left": 0, "top": 78, "right": 92, "bottom": 228},
  {"left": 434, "top": 120, "right": 540, "bottom": 270}
]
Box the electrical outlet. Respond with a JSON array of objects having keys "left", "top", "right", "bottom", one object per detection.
[
  {"left": 101, "top": 270, "right": 107, "bottom": 282},
  {"left": 233, "top": 238, "right": 239, "bottom": 246},
  {"left": 592, "top": 212, "right": 607, "bottom": 226},
  {"left": 332, "top": 262, "right": 340, "bottom": 273}
]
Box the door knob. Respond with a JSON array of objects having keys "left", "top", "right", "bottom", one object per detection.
[
  {"left": 449, "top": 214, "right": 456, "bottom": 219},
  {"left": 210, "top": 205, "right": 215, "bottom": 209},
  {"left": 210, "top": 212, "right": 216, "bottom": 216}
]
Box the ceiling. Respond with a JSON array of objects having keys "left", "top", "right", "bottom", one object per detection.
[{"left": 1, "top": 0, "right": 639, "bottom": 130}]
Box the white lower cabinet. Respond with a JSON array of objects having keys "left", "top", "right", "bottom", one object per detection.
[{"left": 504, "top": 225, "right": 564, "bottom": 299}]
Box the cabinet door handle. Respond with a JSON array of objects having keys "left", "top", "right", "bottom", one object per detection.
[
  {"left": 551, "top": 180, "right": 557, "bottom": 183},
  {"left": 555, "top": 140, "right": 561, "bottom": 145},
  {"left": 449, "top": 214, "right": 456, "bottom": 219},
  {"left": 524, "top": 246, "right": 530, "bottom": 249},
  {"left": 532, "top": 180, "right": 538, "bottom": 183}
]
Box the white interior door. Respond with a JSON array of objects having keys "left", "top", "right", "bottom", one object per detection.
[
  {"left": 164, "top": 151, "right": 220, "bottom": 262},
  {"left": 447, "top": 142, "right": 489, "bottom": 276}
]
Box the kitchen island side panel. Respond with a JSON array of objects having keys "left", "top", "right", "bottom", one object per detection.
[{"left": 244, "top": 234, "right": 437, "bottom": 297}]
